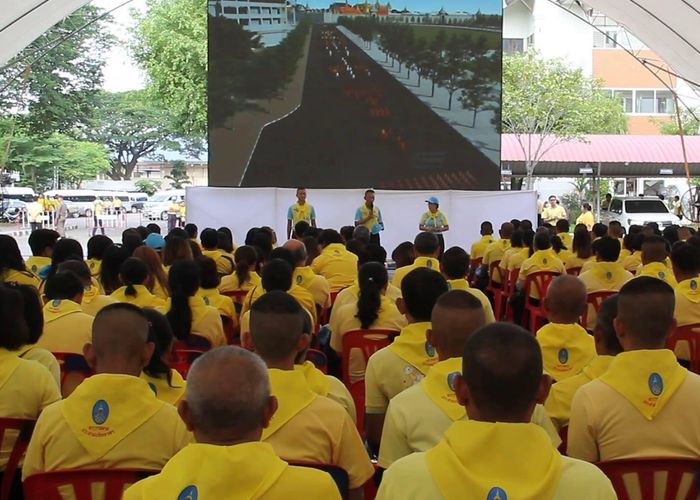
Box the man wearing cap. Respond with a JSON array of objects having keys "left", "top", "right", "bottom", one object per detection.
[
  {"left": 419, "top": 196, "right": 449, "bottom": 257},
  {"left": 355, "top": 189, "right": 384, "bottom": 246}
]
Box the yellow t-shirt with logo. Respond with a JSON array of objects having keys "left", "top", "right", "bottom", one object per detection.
[
  {"left": 482, "top": 239, "right": 511, "bottom": 270},
  {"left": 25, "top": 256, "right": 52, "bottom": 278},
  {"left": 158, "top": 297, "right": 226, "bottom": 348},
  {"left": 287, "top": 202, "right": 316, "bottom": 225},
  {"left": 140, "top": 369, "right": 186, "bottom": 406},
  {"left": 38, "top": 299, "right": 94, "bottom": 354},
  {"left": 469, "top": 235, "right": 495, "bottom": 261},
  {"left": 293, "top": 266, "right": 331, "bottom": 308},
  {"left": 503, "top": 247, "right": 529, "bottom": 272},
  {"left": 196, "top": 288, "right": 237, "bottom": 325},
  {"left": 391, "top": 256, "right": 441, "bottom": 288},
  {"left": 354, "top": 204, "right": 383, "bottom": 233},
  {"left": 241, "top": 284, "right": 317, "bottom": 326},
  {"left": 578, "top": 262, "right": 633, "bottom": 293},
  {"left": 564, "top": 254, "right": 594, "bottom": 271},
  {"left": 85, "top": 259, "right": 102, "bottom": 277},
  {"left": 622, "top": 252, "right": 642, "bottom": 272},
  {"left": 536, "top": 323, "right": 596, "bottom": 381},
  {"left": 81, "top": 286, "right": 117, "bottom": 317},
  {"left": 638, "top": 262, "right": 678, "bottom": 288},
  {"left": 311, "top": 243, "right": 358, "bottom": 292},
  {"left": 110, "top": 285, "right": 166, "bottom": 309},
  {"left": 0, "top": 268, "right": 40, "bottom": 288},
  {"left": 675, "top": 278, "right": 700, "bottom": 326},
  {"left": 518, "top": 250, "right": 565, "bottom": 299}
]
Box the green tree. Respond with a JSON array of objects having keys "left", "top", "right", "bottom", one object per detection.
[
  {"left": 165, "top": 160, "right": 191, "bottom": 189},
  {"left": 657, "top": 107, "right": 700, "bottom": 135},
  {"left": 88, "top": 91, "right": 181, "bottom": 180},
  {"left": 135, "top": 179, "right": 161, "bottom": 196},
  {"left": 503, "top": 50, "right": 628, "bottom": 189},
  {"left": 0, "top": 5, "right": 113, "bottom": 136},
  {"left": 131, "top": 0, "right": 207, "bottom": 140}
]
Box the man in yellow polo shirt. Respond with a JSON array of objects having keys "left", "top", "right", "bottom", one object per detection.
[
  {"left": 517, "top": 231, "right": 566, "bottom": 295},
  {"left": 379, "top": 291, "right": 559, "bottom": 469},
  {"left": 247, "top": 292, "right": 373, "bottom": 498},
  {"left": 38, "top": 272, "right": 94, "bottom": 354},
  {"left": 365, "top": 268, "right": 449, "bottom": 452},
  {"left": 469, "top": 221, "right": 495, "bottom": 262},
  {"left": 23, "top": 303, "right": 190, "bottom": 479},
  {"left": 440, "top": 246, "right": 495, "bottom": 322},
  {"left": 200, "top": 228, "right": 234, "bottom": 275},
  {"left": 377, "top": 323, "right": 616, "bottom": 500},
  {"left": 542, "top": 194, "right": 567, "bottom": 224},
  {"left": 287, "top": 187, "right": 317, "bottom": 239},
  {"left": 671, "top": 240, "right": 700, "bottom": 326},
  {"left": 568, "top": 278, "right": 700, "bottom": 462},
  {"left": 284, "top": 239, "right": 331, "bottom": 310},
  {"left": 637, "top": 235, "right": 677, "bottom": 287},
  {"left": 546, "top": 294, "right": 622, "bottom": 431},
  {"left": 355, "top": 189, "right": 384, "bottom": 246},
  {"left": 536, "top": 275, "right": 596, "bottom": 381},
  {"left": 578, "top": 236, "right": 633, "bottom": 293},
  {"left": 124, "top": 346, "right": 340, "bottom": 500},
  {"left": 311, "top": 229, "right": 358, "bottom": 292},
  {"left": 26, "top": 229, "right": 60, "bottom": 278},
  {"left": 481, "top": 222, "right": 513, "bottom": 285},
  {"left": 392, "top": 232, "right": 440, "bottom": 288}
]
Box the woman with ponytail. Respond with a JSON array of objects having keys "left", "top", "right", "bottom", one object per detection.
[
  {"left": 110, "top": 258, "right": 165, "bottom": 308},
  {"left": 219, "top": 245, "right": 261, "bottom": 293},
  {"left": 162, "top": 260, "right": 225, "bottom": 348},
  {"left": 140, "top": 308, "right": 185, "bottom": 405},
  {"left": 132, "top": 246, "right": 170, "bottom": 299}
]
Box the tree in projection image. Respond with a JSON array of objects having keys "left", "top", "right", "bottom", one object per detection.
[{"left": 208, "top": 0, "right": 502, "bottom": 189}]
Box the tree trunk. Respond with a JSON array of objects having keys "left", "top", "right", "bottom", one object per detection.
[
  {"left": 431, "top": 80, "right": 436, "bottom": 97},
  {"left": 472, "top": 109, "right": 478, "bottom": 127},
  {"left": 417, "top": 74, "right": 421, "bottom": 86},
  {"left": 448, "top": 91, "right": 454, "bottom": 111},
  {"left": 525, "top": 160, "right": 536, "bottom": 190}
]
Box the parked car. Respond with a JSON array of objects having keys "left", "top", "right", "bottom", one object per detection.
[
  {"left": 142, "top": 190, "right": 185, "bottom": 221},
  {"left": 600, "top": 196, "right": 678, "bottom": 230},
  {"left": 0, "top": 199, "right": 26, "bottom": 222}
]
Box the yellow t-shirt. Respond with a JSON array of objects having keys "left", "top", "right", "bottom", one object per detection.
[
  {"left": 15, "top": 345, "right": 61, "bottom": 388},
  {"left": 201, "top": 249, "right": 234, "bottom": 276},
  {"left": 197, "top": 288, "right": 237, "bottom": 325},
  {"left": 365, "top": 322, "right": 434, "bottom": 413},
  {"left": 81, "top": 287, "right": 117, "bottom": 317},
  {"left": 378, "top": 357, "right": 559, "bottom": 468},
  {"left": 578, "top": 262, "right": 633, "bottom": 293},
  {"left": 110, "top": 285, "right": 166, "bottom": 308},
  {"left": 311, "top": 243, "right": 359, "bottom": 292},
  {"left": 503, "top": 247, "right": 529, "bottom": 272},
  {"left": 140, "top": 369, "right": 186, "bottom": 406},
  {"left": 329, "top": 296, "right": 406, "bottom": 353},
  {"left": 219, "top": 270, "right": 262, "bottom": 294},
  {"left": 263, "top": 369, "right": 374, "bottom": 489},
  {"left": 558, "top": 232, "right": 573, "bottom": 249},
  {"left": 518, "top": 250, "right": 565, "bottom": 299},
  {"left": 392, "top": 256, "right": 441, "bottom": 288},
  {"left": 354, "top": 204, "right": 383, "bottom": 233},
  {"left": 445, "top": 279, "right": 495, "bottom": 323},
  {"left": 545, "top": 355, "right": 614, "bottom": 432},
  {"left": 638, "top": 262, "right": 678, "bottom": 288},
  {"left": 469, "top": 235, "right": 495, "bottom": 261},
  {"left": 536, "top": 323, "right": 596, "bottom": 381},
  {"left": 564, "top": 254, "right": 594, "bottom": 271},
  {"left": 622, "top": 252, "right": 642, "bottom": 272},
  {"left": 158, "top": 297, "right": 226, "bottom": 348},
  {"left": 39, "top": 299, "right": 94, "bottom": 354},
  {"left": 674, "top": 278, "right": 700, "bottom": 326},
  {"left": 543, "top": 204, "right": 567, "bottom": 222},
  {"left": 288, "top": 202, "right": 316, "bottom": 225},
  {"left": 568, "top": 351, "right": 700, "bottom": 462},
  {"left": 241, "top": 284, "right": 317, "bottom": 325},
  {"left": 482, "top": 240, "right": 511, "bottom": 274},
  {"left": 331, "top": 282, "right": 402, "bottom": 312},
  {"left": 294, "top": 361, "right": 356, "bottom": 423},
  {"left": 123, "top": 441, "right": 341, "bottom": 500},
  {"left": 293, "top": 266, "right": 331, "bottom": 308},
  {"left": 419, "top": 210, "right": 448, "bottom": 230},
  {"left": 576, "top": 211, "right": 595, "bottom": 231},
  {"left": 25, "top": 256, "right": 52, "bottom": 278},
  {"left": 85, "top": 258, "right": 102, "bottom": 277},
  {"left": 0, "top": 349, "right": 61, "bottom": 469},
  {"left": 377, "top": 426, "right": 616, "bottom": 500},
  {"left": 22, "top": 373, "right": 191, "bottom": 479},
  {"left": 1, "top": 268, "right": 40, "bottom": 288}
]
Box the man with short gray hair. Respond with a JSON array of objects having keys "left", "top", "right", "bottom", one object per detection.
[
  {"left": 124, "top": 346, "right": 341, "bottom": 499},
  {"left": 283, "top": 239, "right": 331, "bottom": 309}
]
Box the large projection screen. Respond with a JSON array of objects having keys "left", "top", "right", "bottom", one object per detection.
[
  {"left": 207, "top": 1, "right": 503, "bottom": 190},
  {"left": 187, "top": 187, "right": 536, "bottom": 253}
]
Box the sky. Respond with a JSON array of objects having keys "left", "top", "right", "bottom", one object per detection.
[{"left": 305, "top": 0, "right": 502, "bottom": 14}]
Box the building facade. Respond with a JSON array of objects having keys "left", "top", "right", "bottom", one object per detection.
[{"left": 209, "top": 0, "right": 295, "bottom": 46}]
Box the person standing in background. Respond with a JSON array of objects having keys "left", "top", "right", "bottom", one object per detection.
[
  {"left": 287, "top": 187, "right": 316, "bottom": 239},
  {"left": 672, "top": 195, "right": 683, "bottom": 220},
  {"left": 54, "top": 195, "right": 69, "bottom": 237},
  {"left": 419, "top": 196, "right": 449, "bottom": 256},
  {"left": 167, "top": 197, "right": 179, "bottom": 232},
  {"left": 543, "top": 195, "right": 567, "bottom": 224},
  {"left": 27, "top": 196, "right": 44, "bottom": 232},
  {"left": 355, "top": 189, "right": 384, "bottom": 246},
  {"left": 91, "top": 197, "right": 105, "bottom": 236},
  {"left": 576, "top": 203, "right": 595, "bottom": 231}
]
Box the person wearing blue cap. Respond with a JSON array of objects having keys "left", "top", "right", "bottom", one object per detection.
[
  {"left": 419, "top": 196, "right": 449, "bottom": 256},
  {"left": 144, "top": 233, "right": 165, "bottom": 252},
  {"left": 355, "top": 189, "right": 384, "bottom": 246}
]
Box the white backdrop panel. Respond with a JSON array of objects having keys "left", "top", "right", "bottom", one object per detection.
[{"left": 186, "top": 187, "right": 536, "bottom": 254}]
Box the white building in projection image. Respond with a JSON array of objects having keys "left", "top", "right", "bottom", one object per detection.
[{"left": 208, "top": 0, "right": 297, "bottom": 46}]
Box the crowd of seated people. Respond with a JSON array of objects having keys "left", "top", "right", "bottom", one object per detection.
[{"left": 1, "top": 216, "right": 700, "bottom": 499}]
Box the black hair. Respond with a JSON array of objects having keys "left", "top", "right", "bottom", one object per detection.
[
  {"left": 462, "top": 323, "right": 542, "bottom": 419},
  {"left": 44, "top": 271, "right": 85, "bottom": 301},
  {"left": 46, "top": 239, "right": 85, "bottom": 280},
  {"left": 0, "top": 235, "right": 27, "bottom": 274},
  {"left": 0, "top": 285, "right": 29, "bottom": 350},
  {"left": 509, "top": 229, "right": 524, "bottom": 248},
  {"left": 595, "top": 236, "right": 621, "bottom": 262},
  {"left": 671, "top": 241, "right": 700, "bottom": 275},
  {"left": 142, "top": 308, "right": 175, "bottom": 386},
  {"left": 234, "top": 246, "right": 258, "bottom": 286},
  {"left": 146, "top": 223, "right": 161, "bottom": 235},
  {"left": 356, "top": 262, "right": 388, "bottom": 329},
  {"left": 250, "top": 290, "right": 305, "bottom": 363},
  {"left": 217, "top": 230, "right": 233, "bottom": 253},
  {"left": 184, "top": 223, "right": 198, "bottom": 239},
  {"left": 261, "top": 259, "right": 293, "bottom": 292},
  {"left": 167, "top": 260, "right": 200, "bottom": 342},
  {"left": 618, "top": 277, "right": 675, "bottom": 347},
  {"left": 28, "top": 229, "right": 60, "bottom": 257},
  {"left": 295, "top": 221, "right": 311, "bottom": 238},
  {"left": 318, "top": 229, "right": 344, "bottom": 247},
  {"left": 441, "top": 246, "right": 469, "bottom": 280},
  {"left": 480, "top": 221, "right": 493, "bottom": 235},
  {"left": 582, "top": 203, "right": 592, "bottom": 211},
  {"left": 121, "top": 229, "right": 143, "bottom": 257},
  {"left": 360, "top": 244, "right": 387, "bottom": 266},
  {"left": 401, "top": 268, "right": 449, "bottom": 321},
  {"left": 391, "top": 241, "right": 415, "bottom": 268},
  {"left": 555, "top": 219, "right": 570, "bottom": 233},
  {"left": 572, "top": 225, "right": 593, "bottom": 259},
  {"left": 595, "top": 294, "right": 623, "bottom": 355},
  {"left": 339, "top": 225, "right": 354, "bottom": 242},
  {"left": 245, "top": 228, "right": 273, "bottom": 264},
  {"left": 188, "top": 240, "right": 202, "bottom": 258},
  {"left": 121, "top": 258, "right": 149, "bottom": 296},
  {"left": 196, "top": 256, "right": 220, "bottom": 289},
  {"left": 550, "top": 235, "right": 566, "bottom": 253},
  {"left": 662, "top": 225, "right": 680, "bottom": 246},
  {"left": 533, "top": 232, "right": 551, "bottom": 251},
  {"left": 168, "top": 227, "right": 188, "bottom": 239},
  {"left": 414, "top": 232, "right": 439, "bottom": 255},
  {"left": 57, "top": 260, "right": 92, "bottom": 285},
  {"left": 592, "top": 223, "right": 608, "bottom": 239},
  {"left": 269, "top": 247, "right": 297, "bottom": 271},
  {"left": 346, "top": 239, "right": 367, "bottom": 262},
  {"left": 218, "top": 227, "right": 233, "bottom": 242},
  {"left": 510, "top": 219, "right": 521, "bottom": 230},
  {"left": 100, "top": 245, "right": 129, "bottom": 295},
  {"left": 13, "top": 283, "right": 44, "bottom": 344},
  {"left": 87, "top": 235, "right": 114, "bottom": 260},
  {"left": 200, "top": 228, "right": 218, "bottom": 250},
  {"left": 135, "top": 226, "right": 149, "bottom": 241}
]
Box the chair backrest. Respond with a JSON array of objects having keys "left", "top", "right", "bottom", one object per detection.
[
  {"left": 524, "top": 271, "right": 559, "bottom": 300},
  {"left": 53, "top": 352, "right": 94, "bottom": 397},
  {"left": 23, "top": 468, "right": 157, "bottom": 500},
  {"left": 171, "top": 349, "right": 205, "bottom": 378},
  {"left": 581, "top": 291, "right": 617, "bottom": 329},
  {"left": 597, "top": 458, "right": 700, "bottom": 500},
  {"left": 289, "top": 462, "right": 350, "bottom": 500},
  {"left": 174, "top": 334, "right": 212, "bottom": 352},
  {"left": 221, "top": 289, "right": 249, "bottom": 304},
  {"left": 341, "top": 329, "right": 399, "bottom": 385},
  {"left": 502, "top": 268, "right": 519, "bottom": 297},
  {"left": 0, "top": 418, "right": 35, "bottom": 500},
  {"left": 567, "top": 266, "right": 582, "bottom": 276},
  {"left": 667, "top": 323, "right": 700, "bottom": 373},
  {"left": 305, "top": 348, "right": 328, "bottom": 374},
  {"left": 486, "top": 260, "right": 502, "bottom": 289}
]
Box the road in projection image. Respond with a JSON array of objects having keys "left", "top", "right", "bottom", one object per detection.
[{"left": 208, "top": 1, "right": 502, "bottom": 189}]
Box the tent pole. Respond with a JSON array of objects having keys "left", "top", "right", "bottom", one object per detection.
[{"left": 595, "top": 162, "right": 601, "bottom": 221}]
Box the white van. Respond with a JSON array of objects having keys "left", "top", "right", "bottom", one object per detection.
[
  {"left": 143, "top": 190, "right": 185, "bottom": 220},
  {"left": 1, "top": 186, "right": 35, "bottom": 202},
  {"left": 44, "top": 189, "right": 98, "bottom": 218},
  {"left": 600, "top": 196, "right": 678, "bottom": 230}
]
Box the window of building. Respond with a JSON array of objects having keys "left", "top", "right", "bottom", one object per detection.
[
  {"left": 635, "top": 90, "right": 655, "bottom": 113},
  {"left": 503, "top": 38, "right": 524, "bottom": 55},
  {"left": 238, "top": 6, "right": 247, "bottom": 13},
  {"left": 526, "top": 33, "right": 534, "bottom": 48},
  {"left": 656, "top": 90, "right": 675, "bottom": 114},
  {"left": 614, "top": 90, "right": 633, "bottom": 113},
  {"left": 604, "top": 30, "right": 618, "bottom": 48},
  {"left": 605, "top": 89, "right": 677, "bottom": 115},
  {"left": 223, "top": 6, "right": 237, "bottom": 14},
  {"left": 240, "top": 18, "right": 249, "bottom": 25}
]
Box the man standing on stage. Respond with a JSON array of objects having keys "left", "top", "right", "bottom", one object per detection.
[
  {"left": 287, "top": 187, "right": 316, "bottom": 239},
  {"left": 355, "top": 189, "right": 384, "bottom": 245},
  {"left": 419, "top": 196, "right": 449, "bottom": 256}
]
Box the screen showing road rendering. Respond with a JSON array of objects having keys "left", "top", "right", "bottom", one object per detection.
[{"left": 207, "top": 0, "right": 502, "bottom": 189}]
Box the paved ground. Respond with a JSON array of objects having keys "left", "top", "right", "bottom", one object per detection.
[{"left": 241, "top": 24, "right": 498, "bottom": 190}]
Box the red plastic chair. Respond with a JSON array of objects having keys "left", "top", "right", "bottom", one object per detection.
[
  {"left": 305, "top": 348, "right": 328, "bottom": 374},
  {"left": 581, "top": 291, "right": 617, "bottom": 330},
  {"left": 523, "top": 271, "right": 560, "bottom": 333},
  {"left": 23, "top": 468, "right": 157, "bottom": 500},
  {"left": 171, "top": 335, "right": 210, "bottom": 378},
  {"left": 502, "top": 268, "right": 520, "bottom": 322},
  {"left": 288, "top": 462, "right": 349, "bottom": 500},
  {"left": 485, "top": 260, "right": 503, "bottom": 318},
  {"left": 597, "top": 458, "right": 700, "bottom": 500},
  {"left": 321, "top": 289, "right": 345, "bottom": 325},
  {"left": 0, "top": 418, "right": 35, "bottom": 500},
  {"left": 53, "top": 352, "right": 94, "bottom": 397},
  {"left": 667, "top": 323, "right": 700, "bottom": 374},
  {"left": 341, "top": 329, "right": 399, "bottom": 386},
  {"left": 349, "top": 379, "right": 365, "bottom": 436},
  {"left": 221, "top": 289, "right": 250, "bottom": 314},
  {"left": 567, "top": 266, "right": 582, "bottom": 276}
]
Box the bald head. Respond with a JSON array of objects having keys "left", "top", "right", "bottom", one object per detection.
[
  {"left": 544, "top": 275, "right": 587, "bottom": 323},
  {"left": 282, "top": 239, "right": 307, "bottom": 267},
  {"left": 184, "top": 347, "right": 273, "bottom": 441},
  {"left": 429, "top": 290, "right": 486, "bottom": 359}
]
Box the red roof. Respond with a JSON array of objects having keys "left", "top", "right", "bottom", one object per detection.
[{"left": 501, "top": 134, "right": 700, "bottom": 164}]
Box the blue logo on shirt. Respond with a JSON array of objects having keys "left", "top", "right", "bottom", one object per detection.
[
  {"left": 178, "top": 485, "right": 198, "bottom": 500},
  {"left": 487, "top": 487, "right": 507, "bottom": 500},
  {"left": 558, "top": 348, "right": 569, "bottom": 364},
  {"left": 51, "top": 299, "right": 62, "bottom": 307},
  {"left": 648, "top": 372, "right": 664, "bottom": 396},
  {"left": 659, "top": 271, "right": 666, "bottom": 279},
  {"left": 447, "top": 371, "right": 460, "bottom": 392},
  {"left": 692, "top": 280, "right": 698, "bottom": 290},
  {"left": 425, "top": 341, "right": 436, "bottom": 357},
  {"left": 606, "top": 272, "right": 613, "bottom": 280},
  {"left": 427, "top": 260, "right": 433, "bottom": 269},
  {"left": 92, "top": 400, "right": 109, "bottom": 425},
  {"left": 296, "top": 275, "right": 303, "bottom": 285}
]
